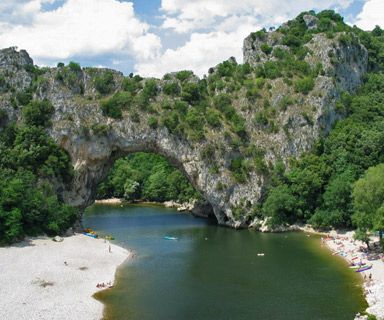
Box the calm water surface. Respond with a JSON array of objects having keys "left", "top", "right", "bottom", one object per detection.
[{"left": 84, "top": 204, "right": 367, "bottom": 320}]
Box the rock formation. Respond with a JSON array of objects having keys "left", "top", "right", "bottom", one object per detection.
[{"left": 0, "top": 14, "right": 368, "bottom": 228}]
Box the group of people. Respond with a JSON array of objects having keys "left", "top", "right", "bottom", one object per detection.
[{"left": 96, "top": 281, "right": 112, "bottom": 288}]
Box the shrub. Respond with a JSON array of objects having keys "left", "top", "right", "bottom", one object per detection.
[
  {"left": 16, "top": 91, "right": 32, "bottom": 106},
  {"left": 181, "top": 82, "right": 200, "bottom": 104},
  {"left": 101, "top": 92, "right": 132, "bottom": 119},
  {"left": 229, "top": 157, "right": 248, "bottom": 183},
  {"left": 22, "top": 99, "right": 54, "bottom": 127},
  {"left": 294, "top": 77, "right": 315, "bottom": 94},
  {"left": 122, "top": 77, "right": 142, "bottom": 94},
  {"left": 279, "top": 96, "right": 295, "bottom": 111},
  {"left": 142, "top": 79, "right": 158, "bottom": 98},
  {"left": 161, "top": 111, "right": 179, "bottom": 133},
  {"left": 185, "top": 109, "right": 203, "bottom": 127},
  {"left": 265, "top": 61, "right": 283, "bottom": 79},
  {"left": 148, "top": 116, "right": 158, "bottom": 129},
  {"left": 273, "top": 47, "right": 288, "bottom": 60},
  {"left": 216, "top": 59, "right": 237, "bottom": 77},
  {"left": 261, "top": 43, "right": 273, "bottom": 55},
  {"left": 163, "top": 82, "right": 180, "bottom": 95},
  {"left": 174, "top": 101, "right": 188, "bottom": 114},
  {"left": 176, "top": 70, "right": 193, "bottom": 82},
  {"left": 68, "top": 61, "right": 81, "bottom": 72},
  {"left": 206, "top": 109, "right": 221, "bottom": 127},
  {"left": 94, "top": 71, "right": 114, "bottom": 95}
]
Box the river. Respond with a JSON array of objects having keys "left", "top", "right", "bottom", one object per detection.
[{"left": 84, "top": 204, "right": 367, "bottom": 320}]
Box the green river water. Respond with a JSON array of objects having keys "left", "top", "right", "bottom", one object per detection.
[{"left": 84, "top": 204, "right": 367, "bottom": 320}]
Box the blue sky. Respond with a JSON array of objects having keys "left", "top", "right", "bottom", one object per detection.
[{"left": 0, "top": 0, "right": 382, "bottom": 78}]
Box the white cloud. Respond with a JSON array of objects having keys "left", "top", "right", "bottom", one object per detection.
[
  {"left": 160, "top": 0, "right": 353, "bottom": 33},
  {"left": 135, "top": 0, "right": 354, "bottom": 77},
  {"left": 354, "top": 0, "right": 384, "bottom": 30},
  {"left": 0, "top": 0, "right": 161, "bottom": 62},
  {"left": 135, "top": 18, "right": 259, "bottom": 78}
]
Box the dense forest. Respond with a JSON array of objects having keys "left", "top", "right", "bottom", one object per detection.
[
  {"left": 96, "top": 152, "right": 201, "bottom": 203},
  {"left": 1, "top": 10, "right": 384, "bottom": 245},
  {"left": 0, "top": 98, "right": 77, "bottom": 244}
]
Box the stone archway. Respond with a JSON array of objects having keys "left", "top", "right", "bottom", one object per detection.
[{"left": 54, "top": 118, "right": 235, "bottom": 226}]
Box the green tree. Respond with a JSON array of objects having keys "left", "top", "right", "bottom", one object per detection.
[
  {"left": 353, "top": 163, "right": 384, "bottom": 241},
  {"left": 262, "top": 184, "right": 297, "bottom": 227}
]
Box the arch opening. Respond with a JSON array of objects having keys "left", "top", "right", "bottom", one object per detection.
[{"left": 90, "top": 151, "right": 216, "bottom": 222}]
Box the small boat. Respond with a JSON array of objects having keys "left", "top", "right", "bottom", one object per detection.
[
  {"left": 163, "top": 236, "right": 178, "bottom": 241},
  {"left": 105, "top": 236, "right": 115, "bottom": 240},
  {"left": 356, "top": 265, "right": 372, "bottom": 273},
  {"left": 84, "top": 232, "right": 98, "bottom": 238},
  {"left": 257, "top": 253, "right": 265, "bottom": 256}
]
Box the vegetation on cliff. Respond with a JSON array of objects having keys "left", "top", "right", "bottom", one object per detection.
[
  {"left": 260, "top": 67, "right": 384, "bottom": 243},
  {"left": 1, "top": 10, "right": 384, "bottom": 243}
]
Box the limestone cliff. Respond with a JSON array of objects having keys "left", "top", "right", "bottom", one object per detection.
[{"left": 0, "top": 13, "right": 368, "bottom": 228}]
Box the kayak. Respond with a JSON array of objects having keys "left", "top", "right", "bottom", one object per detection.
[
  {"left": 164, "top": 236, "right": 178, "bottom": 241},
  {"left": 84, "top": 232, "right": 97, "bottom": 238},
  {"left": 356, "top": 265, "right": 372, "bottom": 272}
]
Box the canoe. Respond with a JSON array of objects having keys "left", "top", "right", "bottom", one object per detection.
[
  {"left": 356, "top": 265, "right": 372, "bottom": 273},
  {"left": 164, "top": 236, "right": 178, "bottom": 241}
]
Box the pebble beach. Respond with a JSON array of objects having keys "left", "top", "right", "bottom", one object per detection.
[
  {"left": 323, "top": 231, "right": 384, "bottom": 319},
  {"left": 0, "top": 234, "right": 130, "bottom": 320}
]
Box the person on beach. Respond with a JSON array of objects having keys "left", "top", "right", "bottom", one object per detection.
[{"left": 109, "top": 244, "right": 111, "bottom": 253}]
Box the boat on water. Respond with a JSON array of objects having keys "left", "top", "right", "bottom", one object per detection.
[{"left": 163, "top": 236, "right": 178, "bottom": 241}]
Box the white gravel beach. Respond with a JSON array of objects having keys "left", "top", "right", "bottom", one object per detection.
[
  {"left": 0, "top": 234, "right": 130, "bottom": 320},
  {"left": 323, "top": 231, "right": 384, "bottom": 320}
]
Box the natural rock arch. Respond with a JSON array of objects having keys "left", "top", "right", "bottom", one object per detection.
[
  {"left": 54, "top": 116, "right": 233, "bottom": 225},
  {"left": 0, "top": 17, "right": 368, "bottom": 228}
]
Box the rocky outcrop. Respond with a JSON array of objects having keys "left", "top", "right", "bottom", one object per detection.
[{"left": 0, "top": 19, "right": 368, "bottom": 228}]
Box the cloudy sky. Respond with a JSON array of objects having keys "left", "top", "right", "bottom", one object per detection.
[{"left": 0, "top": 0, "right": 382, "bottom": 78}]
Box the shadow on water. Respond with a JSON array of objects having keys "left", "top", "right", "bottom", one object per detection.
[{"left": 86, "top": 204, "right": 367, "bottom": 320}]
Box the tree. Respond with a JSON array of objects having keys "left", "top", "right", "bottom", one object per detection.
[
  {"left": 262, "top": 184, "right": 297, "bottom": 227},
  {"left": 352, "top": 163, "right": 384, "bottom": 242}
]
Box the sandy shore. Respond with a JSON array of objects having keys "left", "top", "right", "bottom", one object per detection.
[
  {"left": 95, "top": 198, "right": 123, "bottom": 204},
  {"left": 323, "top": 231, "right": 384, "bottom": 319},
  {"left": 0, "top": 234, "right": 130, "bottom": 320}
]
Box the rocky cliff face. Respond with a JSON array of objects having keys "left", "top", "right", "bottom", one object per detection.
[{"left": 0, "top": 17, "right": 368, "bottom": 228}]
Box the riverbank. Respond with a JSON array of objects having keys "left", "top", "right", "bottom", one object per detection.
[
  {"left": 0, "top": 234, "right": 131, "bottom": 320},
  {"left": 322, "top": 231, "right": 384, "bottom": 319},
  {"left": 95, "top": 197, "right": 123, "bottom": 204},
  {"left": 94, "top": 198, "right": 194, "bottom": 210}
]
